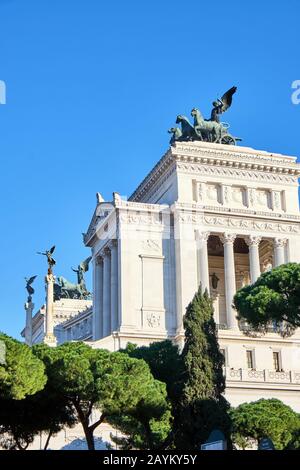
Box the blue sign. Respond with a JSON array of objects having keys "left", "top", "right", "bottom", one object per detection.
[
  {"left": 201, "top": 429, "right": 227, "bottom": 451},
  {"left": 258, "top": 438, "right": 275, "bottom": 450}
]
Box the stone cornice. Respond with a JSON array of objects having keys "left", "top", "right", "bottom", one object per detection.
[
  {"left": 178, "top": 162, "right": 298, "bottom": 185},
  {"left": 129, "top": 142, "right": 300, "bottom": 202},
  {"left": 172, "top": 202, "right": 300, "bottom": 223},
  {"left": 172, "top": 141, "right": 298, "bottom": 167},
  {"left": 59, "top": 306, "right": 93, "bottom": 328}
]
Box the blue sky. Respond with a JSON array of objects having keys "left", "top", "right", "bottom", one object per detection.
[{"left": 0, "top": 0, "right": 299, "bottom": 339}]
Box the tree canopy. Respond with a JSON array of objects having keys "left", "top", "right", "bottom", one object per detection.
[
  {"left": 230, "top": 398, "right": 300, "bottom": 449},
  {"left": 122, "top": 340, "right": 184, "bottom": 399},
  {"left": 34, "top": 341, "right": 170, "bottom": 450},
  {"left": 107, "top": 379, "right": 171, "bottom": 450},
  {"left": 234, "top": 263, "right": 300, "bottom": 334},
  {"left": 0, "top": 390, "right": 76, "bottom": 450},
  {"left": 0, "top": 333, "right": 46, "bottom": 400}
]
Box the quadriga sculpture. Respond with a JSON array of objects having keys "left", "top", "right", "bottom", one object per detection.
[
  {"left": 54, "top": 256, "right": 92, "bottom": 300},
  {"left": 168, "top": 86, "right": 241, "bottom": 146}
]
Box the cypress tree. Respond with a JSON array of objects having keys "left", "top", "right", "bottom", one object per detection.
[{"left": 174, "top": 286, "right": 231, "bottom": 449}]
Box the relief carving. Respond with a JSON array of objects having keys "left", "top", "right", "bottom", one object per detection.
[
  {"left": 141, "top": 240, "right": 160, "bottom": 252},
  {"left": 146, "top": 312, "right": 161, "bottom": 328}
]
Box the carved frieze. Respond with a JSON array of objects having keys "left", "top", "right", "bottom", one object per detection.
[
  {"left": 119, "top": 213, "right": 162, "bottom": 226},
  {"left": 177, "top": 162, "right": 297, "bottom": 184},
  {"left": 177, "top": 213, "right": 300, "bottom": 234}
]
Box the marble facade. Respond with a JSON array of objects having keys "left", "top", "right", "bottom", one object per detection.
[{"left": 85, "top": 141, "right": 300, "bottom": 411}]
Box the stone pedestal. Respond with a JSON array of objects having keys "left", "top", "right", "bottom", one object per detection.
[{"left": 44, "top": 273, "right": 57, "bottom": 347}]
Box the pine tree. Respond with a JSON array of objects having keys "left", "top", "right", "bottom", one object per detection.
[{"left": 174, "top": 286, "right": 231, "bottom": 449}]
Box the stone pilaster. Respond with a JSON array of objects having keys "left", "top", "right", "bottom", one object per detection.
[
  {"left": 220, "top": 233, "right": 238, "bottom": 329},
  {"left": 110, "top": 240, "right": 119, "bottom": 332}
]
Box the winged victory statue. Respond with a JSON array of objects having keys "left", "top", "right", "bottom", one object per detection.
[
  {"left": 37, "top": 245, "right": 56, "bottom": 274},
  {"left": 25, "top": 275, "right": 37, "bottom": 302}
]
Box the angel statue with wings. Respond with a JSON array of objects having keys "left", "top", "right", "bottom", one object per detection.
[
  {"left": 37, "top": 245, "right": 56, "bottom": 274},
  {"left": 25, "top": 275, "right": 37, "bottom": 302},
  {"left": 72, "top": 256, "right": 92, "bottom": 291},
  {"left": 210, "top": 86, "right": 237, "bottom": 123}
]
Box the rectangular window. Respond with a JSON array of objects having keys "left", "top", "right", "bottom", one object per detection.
[
  {"left": 273, "top": 352, "right": 281, "bottom": 372},
  {"left": 246, "top": 350, "right": 254, "bottom": 369}
]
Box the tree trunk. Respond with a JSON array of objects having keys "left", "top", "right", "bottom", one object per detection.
[
  {"left": 44, "top": 430, "right": 52, "bottom": 450},
  {"left": 73, "top": 400, "right": 95, "bottom": 450},
  {"left": 142, "top": 419, "right": 154, "bottom": 450},
  {"left": 84, "top": 427, "right": 95, "bottom": 451}
]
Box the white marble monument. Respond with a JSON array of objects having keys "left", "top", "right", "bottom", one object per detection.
[{"left": 85, "top": 141, "right": 300, "bottom": 411}]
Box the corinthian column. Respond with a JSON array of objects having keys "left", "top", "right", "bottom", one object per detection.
[
  {"left": 93, "top": 256, "right": 103, "bottom": 340},
  {"left": 44, "top": 273, "right": 57, "bottom": 346},
  {"left": 220, "top": 233, "right": 238, "bottom": 329},
  {"left": 245, "top": 236, "right": 261, "bottom": 283},
  {"left": 274, "top": 238, "right": 286, "bottom": 266},
  {"left": 110, "top": 240, "right": 119, "bottom": 332},
  {"left": 102, "top": 248, "right": 111, "bottom": 337},
  {"left": 196, "top": 231, "right": 210, "bottom": 293}
]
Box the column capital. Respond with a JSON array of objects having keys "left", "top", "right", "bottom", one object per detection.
[
  {"left": 95, "top": 255, "right": 103, "bottom": 265},
  {"left": 109, "top": 239, "right": 118, "bottom": 250},
  {"left": 196, "top": 231, "right": 210, "bottom": 242},
  {"left": 25, "top": 301, "right": 34, "bottom": 311},
  {"left": 274, "top": 237, "right": 287, "bottom": 248},
  {"left": 45, "top": 273, "right": 55, "bottom": 284},
  {"left": 245, "top": 235, "right": 262, "bottom": 247},
  {"left": 220, "top": 233, "right": 236, "bottom": 245},
  {"left": 103, "top": 246, "right": 111, "bottom": 256}
]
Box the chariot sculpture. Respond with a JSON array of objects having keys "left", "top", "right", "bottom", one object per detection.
[
  {"left": 168, "top": 86, "right": 241, "bottom": 146},
  {"left": 54, "top": 256, "right": 92, "bottom": 300}
]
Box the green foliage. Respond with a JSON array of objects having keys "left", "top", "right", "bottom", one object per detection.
[
  {"left": 34, "top": 341, "right": 171, "bottom": 450},
  {"left": 121, "top": 340, "right": 184, "bottom": 448},
  {"left": 122, "top": 340, "right": 184, "bottom": 398},
  {"left": 0, "top": 333, "right": 46, "bottom": 400},
  {"left": 234, "top": 263, "right": 300, "bottom": 334},
  {"left": 230, "top": 399, "right": 300, "bottom": 449},
  {"left": 174, "top": 287, "right": 231, "bottom": 449},
  {"left": 0, "top": 391, "right": 76, "bottom": 450},
  {"left": 107, "top": 379, "right": 171, "bottom": 450},
  {"left": 285, "top": 429, "right": 300, "bottom": 450}
]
